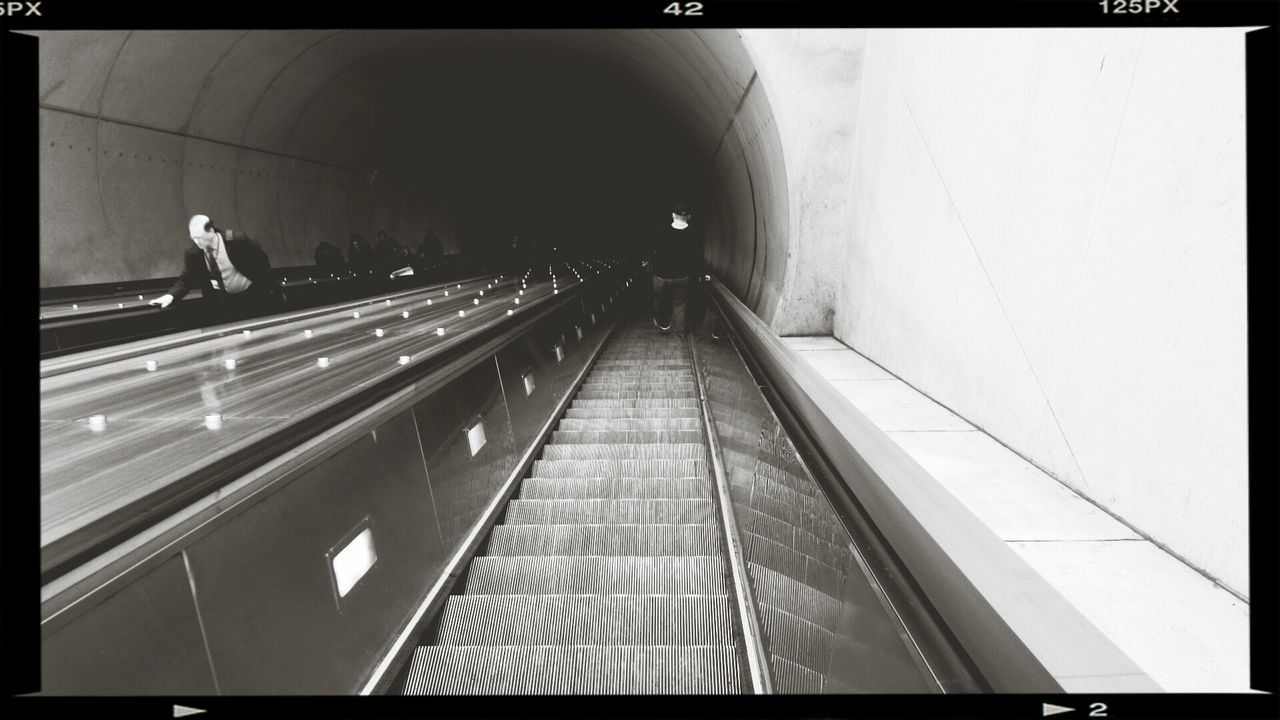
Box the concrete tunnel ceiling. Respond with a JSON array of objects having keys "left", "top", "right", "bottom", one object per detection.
[{"left": 35, "top": 29, "right": 790, "bottom": 320}]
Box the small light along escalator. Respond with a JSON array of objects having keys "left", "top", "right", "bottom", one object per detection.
[{"left": 400, "top": 321, "right": 746, "bottom": 693}]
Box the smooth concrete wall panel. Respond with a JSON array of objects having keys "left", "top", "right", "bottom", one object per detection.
[
  {"left": 1041, "top": 30, "right": 1248, "bottom": 593},
  {"left": 741, "top": 30, "right": 867, "bottom": 336},
  {"left": 239, "top": 31, "right": 420, "bottom": 155},
  {"left": 839, "top": 32, "right": 1084, "bottom": 500},
  {"left": 32, "top": 30, "right": 128, "bottom": 112},
  {"left": 282, "top": 63, "right": 379, "bottom": 162},
  {"left": 180, "top": 139, "right": 244, "bottom": 234},
  {"left": 238, "top": 32, "right": 373, "bottom": 154},
  {"left": 870, "top": 29, "right": 1141, "bottom": 376},
  {"left": 232, "top": 150, "right": 287, "bottom": 253},
  {"left": 39, "top": 110, "right": 117, "bottom": 286},
  {"left": 187, "top": 30, "right": 337, "bottom": 143},
  {"left": 100, "top": 32, "right": 244, "bottom": 131},
  {"left": 96, "top": 122, "right": 190, "bottom": 280},
  {"left": 737, "top": 83, "right": 789, "bottom": 326},
  {"left": 835, "top": 29, "right": 1248, "bottom": 596},
  {"left": 273, "top": 158, "right": 328, "bottom": 261}
]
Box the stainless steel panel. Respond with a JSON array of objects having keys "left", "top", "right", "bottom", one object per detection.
[
  {"left": 40, "top": 554, "right": 216, "bottom": 695},
  {"left": 493, "top": 333, "right": 559, "bottom": 450},
  {"left": 184, "top": 408, "right": 443, "bottom": 694},
  {"left": 412, "top": 360, "right": 517, "bottom": 553}
]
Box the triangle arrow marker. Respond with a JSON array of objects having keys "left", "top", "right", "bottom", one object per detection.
[
  {"left": 1043, "top": 703, "right": 1075, "bottom": 717},
  {"left": 173, "top": 706, "right": 206, "bottom": 718}
]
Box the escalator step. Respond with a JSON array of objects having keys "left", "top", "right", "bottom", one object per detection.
[
  {"left": 586, "top": 371, "right": 695, "bottom": 381},
  {"left": 486, "top": 523, "right": 720, "bottom": 556},
  {"left": 563, "top": 407, "right": 701, "bottom": 420},
  {"left": 581, "top": 375, "right": 694, "bottom": 384},
  {"left": 532, "top": 458, "right": 707, "bottom": 478},
  {"left": 727, "top": 475, "right": 827, "bottom": 517},
  {"left": 575, "top": 389, "right": 697, "bottom": 400},
  {"left": 748, "top": 564, "right": 844, "bottom": 632},
  {"left": 520, "top": 476, "right": 710, "bottom": 500},
  {"left": 504, "top": 498, "right": 714, "bottom": 525},
  {"left": 771, "top": 655, "right": 825, "bottom": 694},
  {"left": 403, "top": 644, "right": 743, "bottom": 694},
  {"left": 592, "top": 362, "right": 689, "bottom": 369},
  {"left": 541, "top": 443, "right": 706, "bottom": 461},
  {"left": 743, "top": 534, "right": 845, "bottom": 598},
  {"left": 557, "top": 418, "right": 701, "bottom": 432},
  {"left": 434, "top": 594, "right": 735, "bottom": 645},
  {"left": 571, "top": 398, "right": 700, "bottom": 409},
  {"left": 582, "top": 375, "right": 694, "bottom": 382},
  {"left": 758, "top": 604, "right": 837, "bottom": 674},
  {"left": 738, "top": 510, "right": 850, "bottom": 568},
  {"left": 551, "top": 430, "right": 703, "bottom": 444},
  {"left": 464, "top": 556, "right": 729, "bottom": 595},
  {"left": 736, "top": 490, "right": 847, "bottom": 540}
]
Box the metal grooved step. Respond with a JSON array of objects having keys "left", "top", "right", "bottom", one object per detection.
[
  {"left": 434, "top": 594, "right": 735, "bottom": 645},
  {"left": 486, "top": 523, "right": 720, "bottom": 556},
  {"left": 464, "top": 556, "right": 729, "bottom": 595},
  {"left": 504, "top": 499, "right": 714, "bottom": 525},
  {"left": 403, "top": 645, "right": 743, "bottom": 694},
  {"left": 771, "top": 655, "right": 825, "bottom": 694},
  {"left": 520, "top": 477, "right": 710, "bottom": 500},
  {"left": 401, "top": 322, "right": 746, "bottom": 694}
]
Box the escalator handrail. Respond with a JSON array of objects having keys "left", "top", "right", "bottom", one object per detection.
[
  {"left": 705, "top": 278, "right": 1159, "bottom": 693},
  {"left": 39, "top": 274, "right": 494, "bottom": 378},
  {"left": 687, "top": 337, "right": 774, "bottom": 694},
  {"left": 40, "top": 275, "right": 614, "bottom": 585}
]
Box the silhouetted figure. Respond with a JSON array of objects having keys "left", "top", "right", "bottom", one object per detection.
[
  {"left": 347, "top": 234, "right": 374, "bottom": 274},
  {"left": 649, "top": 201, "right": 705, "bottom": 336},
  {"left": 417, "top": 228, "right": 443, "bottom": 264},
  {"left": 375, "top": 231, "right": 410, "bottom": 275},
  {"left": 314, "top": 241, "right": 345, "bottom": 273}
]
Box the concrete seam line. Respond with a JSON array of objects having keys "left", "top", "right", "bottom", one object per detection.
[
  {"left": 883, "top": 49, "right": 1091, "bottom": 493},
  {"left": 711, "top": 70, "right": 758, "bottom": 163}
]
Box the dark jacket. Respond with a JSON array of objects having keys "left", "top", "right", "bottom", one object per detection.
[
  {"left": 167, "top": 229, "right": 274, "bottom": 300},
  {"left": 650, "top": 223, "right": 705, "bottom": 279}
]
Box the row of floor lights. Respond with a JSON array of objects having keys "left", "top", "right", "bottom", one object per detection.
[{"left": 98, "top": 277, "right": 492, "bottom": 429}]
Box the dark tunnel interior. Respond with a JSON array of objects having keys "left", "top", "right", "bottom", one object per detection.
[
  {"left": 364, "top": 42, "right": 709, "bottom": 260},
  {"left": 34, "top": 29, "right": 785, "bottom": 323}
]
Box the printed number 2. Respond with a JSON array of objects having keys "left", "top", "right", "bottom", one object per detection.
[
  {"left": 664, "top": 2, "right": 704, "bottom": 16},
  {"left": 1090, "top": 703, "right": 1109, "bottom": 717}
]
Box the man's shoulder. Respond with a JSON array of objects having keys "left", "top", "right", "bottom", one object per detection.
[{"left": 224, "top": 230, "right": 260, "bottom": 248}]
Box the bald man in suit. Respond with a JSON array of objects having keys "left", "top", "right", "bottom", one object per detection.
[{"left": 149, "top": 214, "right": 282, "bottom": 320}]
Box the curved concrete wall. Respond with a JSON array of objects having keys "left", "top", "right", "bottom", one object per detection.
[
  {"left": 830, "top": 28, "right": 1249, "bottom": 597},
  {"left": 35, "top": 28, "right": 792, "bottom": 325},
  {"left": 737, "top": 30, "right": 867, "bottom": 334}
]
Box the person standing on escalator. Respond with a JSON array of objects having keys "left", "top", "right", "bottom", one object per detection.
[{"left": 649, "top": 201, "right": 706, "bottom": 336}]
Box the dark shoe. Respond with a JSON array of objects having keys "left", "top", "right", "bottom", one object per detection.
[{"left": 653, "top": 317, "right": 670, "bottom": 332}]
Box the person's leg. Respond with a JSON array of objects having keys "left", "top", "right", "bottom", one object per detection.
[
  {"left": 669, "top": 278, "right": 689, "bottom": 335},
  {"left": 652, "top": 276, "right": 670, "bottom": 330},
  {"left": 687, "top": 281, "right": 705, "bottom": 335}
]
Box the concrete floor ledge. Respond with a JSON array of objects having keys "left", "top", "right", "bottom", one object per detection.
[{"left": 782, "top": 335, "right": 1251, "bottom": 693}]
